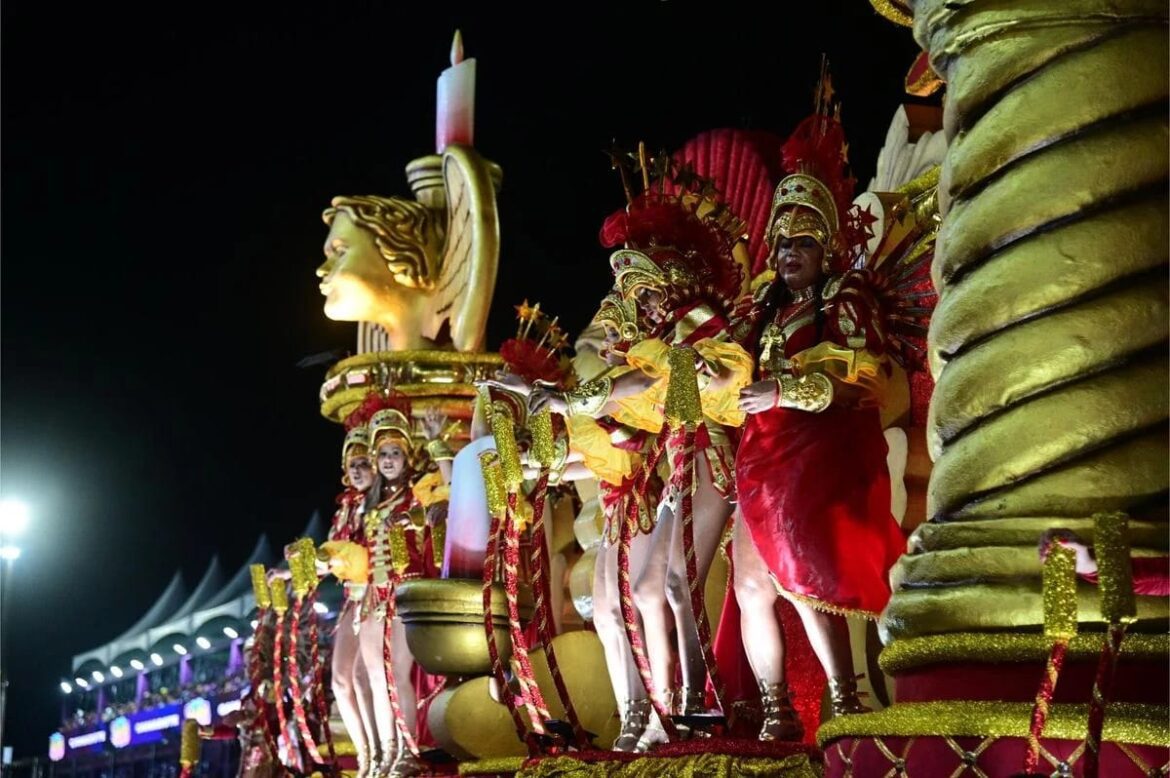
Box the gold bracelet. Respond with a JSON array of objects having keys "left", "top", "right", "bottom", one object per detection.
[
  {"left": 776, "top": 373, "right": 833, "bottom": 412},
  {"left": 547, "top": 437, "right": 570, "bottom": 485},
  {"left": 564, "top": 376, "right": 613, "bottom": 417},
  {"left": 425, "top": 438, "right": 455, "bottom": 462}
]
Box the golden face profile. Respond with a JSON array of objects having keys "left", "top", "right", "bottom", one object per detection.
[
  {"left": 318, "top": 198, "right": 439, "bottom": 347},
  {"left": 316, "top": 147, "right": 501, "bottom": 353},
  {"left": 319, "top": 208, "right": 400, "bottom": 322}
]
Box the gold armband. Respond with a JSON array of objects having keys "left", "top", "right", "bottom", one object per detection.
[
  {"left": 565, "top": 376, "right": 613, "bottom": 418},
  {"left": 425, "top": 438, "right": 455, "bottom": 462},
  {"left": 547, "top": 437, "right": 570, "bottom": 486},
  {"left": 776, "top": 373, "right": 834, "bottom": 413}
]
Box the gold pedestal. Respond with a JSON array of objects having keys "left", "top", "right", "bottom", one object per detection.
[{"left": 319, "top": 349, "right": 503, "bottom": 434}]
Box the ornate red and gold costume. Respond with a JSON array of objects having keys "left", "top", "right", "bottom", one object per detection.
[{"left": 736, "top": 269, "right": 905, "bottom": 618}]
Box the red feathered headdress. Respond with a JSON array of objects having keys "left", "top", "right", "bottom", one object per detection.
[
  {"left": 602, "top": 191, "right": 747, "bottom": 321},
  {"left": 767, "top": 63, "right": 868, "bottom": 272}
]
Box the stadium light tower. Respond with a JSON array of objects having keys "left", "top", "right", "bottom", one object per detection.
[{"left": 0, "top": 498, "right": 31, "bottom": 755}]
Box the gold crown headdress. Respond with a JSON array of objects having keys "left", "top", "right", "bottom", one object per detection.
[
  {"left": 601, "top": 142, "right": 748, "bottom": 312},
  {"left": 341, "top": 426, "right": 371, "bottom": 469},
  {"left": 766, "top": 56, "right": 862, "bottom": 272},
  {"left": 369, "top": 407, "right": 415, "bottom": 463}
]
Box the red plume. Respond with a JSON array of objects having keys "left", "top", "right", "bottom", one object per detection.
[
  {"left": 499, "top": 338, "right": 569, "bottom": 386},
  {"left": 343, "top": 391, "right": 412, "bottom": 431}
]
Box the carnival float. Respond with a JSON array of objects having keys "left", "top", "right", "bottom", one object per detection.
[{"left": 50, "top": 2, "right": 1170, "bottom": 776}]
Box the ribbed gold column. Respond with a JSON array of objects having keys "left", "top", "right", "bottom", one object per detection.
[{"left": 882, "top": 0, "right": 1169, "bottom": 640}]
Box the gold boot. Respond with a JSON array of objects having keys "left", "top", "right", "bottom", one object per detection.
[
  {"left": 828, "top": 675, "right": 870, "bottom": 717},
  {"left": 673, "top": 686, "right": 716, "bottom": 738},
  {"left": 613, "top": 698, "right": 651, "bottom": 752},
  {"left": 758, "top": 681, "right": 803, "bottom": 741},
  {"left": 633, "top": 694, "right": 670, "bottom": 753},
  {"left": 387, "top": 750, "right": 423, "bottom": 778},
  {"left": 373, "top": 739, "right": 397, "bottom": 778}
]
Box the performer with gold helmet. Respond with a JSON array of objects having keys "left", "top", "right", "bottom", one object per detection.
[
  {"left": 565, "top": 292, "right": 667, "bottom": 751},
  {"left": 314, "top": 394, "right": 447, "bottom": 777},
  {"left": 321, "top": 423, "right": 379, "bottom": 777},
  {"left": 531, "top": 159, "right": 754, "bottom": 744},
  {"left": 732, "top": 75, "right": 916, "bottom": 719}
]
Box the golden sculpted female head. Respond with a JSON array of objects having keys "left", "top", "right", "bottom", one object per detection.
[{"left": 317, "top": 195, "right": 444, "bottom": 323}]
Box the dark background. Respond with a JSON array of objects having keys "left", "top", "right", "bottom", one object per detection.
[{"left": 1, "top": 2, "right": 920, "bottom": 758}]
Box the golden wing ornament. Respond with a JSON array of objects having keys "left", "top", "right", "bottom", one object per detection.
[{"left": 422, "top": 144, "right": 501, "bottom": 352}]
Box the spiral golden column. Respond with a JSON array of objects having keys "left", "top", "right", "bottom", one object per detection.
[
  {"left": 880, "top": 0, "right": 1170, "bottom": 642},
  {"left": 817, "top": 1, "right": 1170, "bottom": 763}
]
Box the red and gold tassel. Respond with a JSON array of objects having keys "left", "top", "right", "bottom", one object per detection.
[
  {"left": 503, "top": 490, "right": 553, "bottom": 736},
  {"left": 527, "top": 473, "right": 588, "bottom": 746},
  {"left": 294, "top": 538, "right": 336, "bottom": 766},
  {"left": 269, "top": 577, "right": 294, "bottom": 767},
  {"left": 479, "top": 452, "right": 530, "bottom": 743},
  {"left": 665, "top": 347, "right": 724, "bottom": 713},
  {"left": 617, "top": 429, "right": 676, "bottom": 734},
  {"left": 1023, "top": 542, "right": 1077, "bottom": 774},
  {"left": 1083, "top": 512, "right": 1137, "bottom": 778}
]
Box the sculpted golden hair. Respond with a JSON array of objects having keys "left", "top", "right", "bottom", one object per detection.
[{"left": 323, "top": 195, "right": 444, "bottom": 289}]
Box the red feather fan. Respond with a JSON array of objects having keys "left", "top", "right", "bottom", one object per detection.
[{"left": 498, "top": 337, "right": 568, "bottom": 386}]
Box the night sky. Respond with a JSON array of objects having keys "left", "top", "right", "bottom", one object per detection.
[{"left": 1, "top": 2, "right": 920, "bottom": 758}]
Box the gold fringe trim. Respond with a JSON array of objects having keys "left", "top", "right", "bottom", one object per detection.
[
  {"left": 880, "top": 631, "right": 1170, "bottom": 675},
  {"left": 771, "top": 578, "right": 882, "bottom": 621},
  {"left": 816, "top": 701, "right": 1169, "bottom": 748}
]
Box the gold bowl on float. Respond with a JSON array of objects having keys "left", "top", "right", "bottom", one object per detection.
[{"left": 395, "top": 578, "right": 533, "bottom": 676}]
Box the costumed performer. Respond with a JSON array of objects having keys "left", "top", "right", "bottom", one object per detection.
[
  {"left": 492, "top": 293, "right": 667, "bottom": 750},
  {"left": 531, "top": 169, "right": 753, "bottom": 743},
  {"left": 732, "top": 96, "right": 908, "bottom": 718},
  {"left": 317, "top": 423, "right": 379, "bottom": 778},
  {"left": 363, "top": 402, "right": 446, "bottom": 777}
]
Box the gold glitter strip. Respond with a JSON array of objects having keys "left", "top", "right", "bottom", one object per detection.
[
  {"left": 868, "top": 0, "right": 912, "bottom": 27},
  {"left": 1094, "top": 511, "right": 1137, "bottom": 623},
  {"left": 512, "top": 753, "right": 819, "bottom": 777},
  {"left": 250, "top": 563, "right": 271, "bottom": 608},
  {"left": 816, "top": 701, "right": 1169, "bottom": 748},
  {"left": 1043, "top": 544, "right": 1078, "bottom": 639},
  {"left": 879, "top": 632, "right": 1169, "bottom": 675},
  {"left": 664, "top": 347, "right": 704, "bottom": 427}
]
